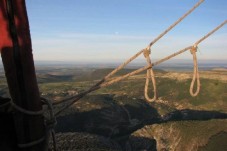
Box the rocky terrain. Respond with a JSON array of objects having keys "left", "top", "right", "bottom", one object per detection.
[{"left": 1, "top": 66, "right": 227, "bottom": 150}]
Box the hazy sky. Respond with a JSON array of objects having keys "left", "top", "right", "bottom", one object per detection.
[{"left": 26, "top": 0, "right": 227, "bottom": 63}]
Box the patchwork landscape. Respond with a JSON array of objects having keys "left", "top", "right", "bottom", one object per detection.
[{"left": 0, "top": 62, "right": 227, "bottom": 150}]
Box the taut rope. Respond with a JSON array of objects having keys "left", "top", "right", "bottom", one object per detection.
[
  {"left": 54, "top": 20, "right": 226, "bottom": 116},
  {"left": 53, "top": 0, "right": 205, "bottom": 106}
]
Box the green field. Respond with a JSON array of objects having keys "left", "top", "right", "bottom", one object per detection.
[{"left": 0, "top": 67, "right": 227, "bottom": 150}]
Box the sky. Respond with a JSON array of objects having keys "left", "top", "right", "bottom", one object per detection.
[{"left": 25, "top": 0, "right": 227, "bottom": 63}]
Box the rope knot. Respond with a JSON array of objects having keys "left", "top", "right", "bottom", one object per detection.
[
  {"left": 45, "top": 118, "right": 57, "bottom": 129},
  {"left": 143, "top": 47, "right": 151, "bottom": 58},
  {"left": 190, "top": 45, "right": 198, "bottom": 54}
]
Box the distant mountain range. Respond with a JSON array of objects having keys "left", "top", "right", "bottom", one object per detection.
[
  {"left": 0, "top": 59, "right": 226, "bottom": 72},
  {"left": 35, "top": 59, "right": 227, "bottom": 71}
]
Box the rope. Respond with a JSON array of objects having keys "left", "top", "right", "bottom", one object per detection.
[
  {"left": 5, "top": 0, "right": 49, "bottom": 148},
  {"left": 194, "top": 20, "right": 227, "bottom": 46},
  {"left": 190, "top": 45, "right": 200, "bottom": 97},
  {"left": 1, "top": 98, "right": 56, "bottom": 149},
  {"left": 51, "top": 130, "right": 57, "bottom": 151},
  {"left": 147, "top": 0, "right": 204, "bottom": 48},
  {"left": 53, "top": 20, "right": 226, "bottom": 116},
  {"left": 9, "top": 99, "right": 46, "bottom": 148},
  {"left": 53, "top": 1, "right": 204, "bottom": 106},
  {"left": 142, "top": 0, "right": 204, "bottom": 100},
  {"left": 10, "top": 100, "right": 44, "bottom": 115},
  {"left": 0, "top": 97, "right": 57, "bottom": 150},
  {"left": 0, "top": 98, "right": 54, "bottom": 148},
  {"left": 188, "top": 20, "right": 227, "bottom": 96},
  {"left": 54, "top": 46, "right": 158, "bottom": 116},
  {"left": 1, "top": 5, "right": 225, "bottom": 149},
  {"left": 143, "top": 47, "right": 157, "bottom": 102},
  {"left": 41, "top": 97, "right": 57, "bottom": 151},
  {"left": 52, "top": 48, "right": 145, "bottom": 106},
  {"left": 1, "top": 0, "right": 208, "bottom": 149},
  {"left": 18, "top": 137, "right": 46, "bottom": 148}
]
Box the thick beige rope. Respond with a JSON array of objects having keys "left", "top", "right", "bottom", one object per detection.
[
  {"left": 53, "top": 0, "right": 204, "bottom": 106},
  {"left": 190, "top": 45, "right": 200, "bottom": 96},
  {"left": 143, "top": 47, "right": 157, "bottom": 102},
  {"left": 147, "top": 0, "right": 204, "bottom": 48},
  {"left": 55, "top": 21, "right": 226, "bottom": 116},
  {"left": 54, "top": 20, "right": 226, "bottom": 116},
  {"left": 142, "top": 0, "right": 204, "bottom": 102},
  {"left": 189, "top": 20, "right": 227, "bottom": 96},
  {"left": 100, "top": 20, "right": 227, "bottom": 98},
  {"left": 52, "top": 48, "right": 145, "bottom": 106}
]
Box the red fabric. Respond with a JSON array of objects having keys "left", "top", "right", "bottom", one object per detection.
[
  {"left": 0, "top": 0, "right": 32, "bottom": 51},
  {"left": 0, "top": 0, "right": 13, "bottom": 50}
]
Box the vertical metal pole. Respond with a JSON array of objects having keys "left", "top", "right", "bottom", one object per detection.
[{"left": 0, "top": 0, "right": 46, "bottom": 150}]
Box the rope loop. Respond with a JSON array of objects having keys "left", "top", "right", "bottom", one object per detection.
[
  {"left": 1, "top": 98, "right": 57, "bottom": 150},
  {"left": 143, "top": 47, "right": 157, "bottom": 102},
  {"left": 10, "top": 100, "right": 44, "bottom": 115},
  {"left": 144, "top": 68, "right": 157, "bottom": 102},
  {"left": 18, "top": 137, "right": 46, "bottom": 148},
  {"left": 189, "top": 45, "right": 201, "bottom": 97}
]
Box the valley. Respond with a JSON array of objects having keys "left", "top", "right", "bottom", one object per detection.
[{"left": 0, "top": 64, "right": 227, "bottom": 150}]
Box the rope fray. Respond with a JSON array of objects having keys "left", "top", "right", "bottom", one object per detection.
[
  {"left": 190, "top": 45, "right": 200, "bottom": 97},
  {"left": 143, "top": 47, "right": 157, "bottom": 102}
]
